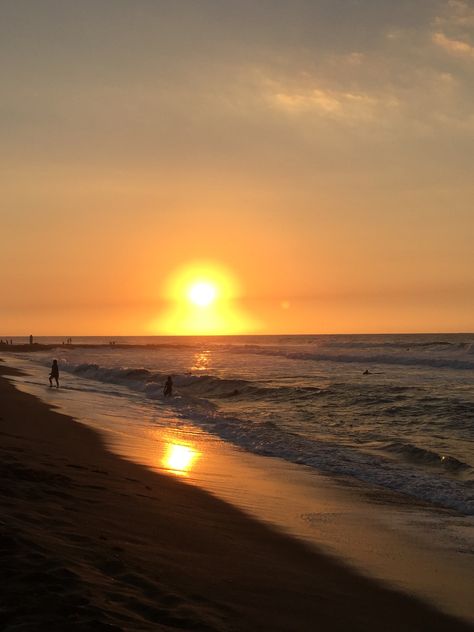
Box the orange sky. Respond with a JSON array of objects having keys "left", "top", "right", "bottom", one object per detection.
[{"left": 1, "top": 1, "right": 473, "bottom": 335}]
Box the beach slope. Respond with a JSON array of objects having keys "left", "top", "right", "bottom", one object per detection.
[{"left": 0, "top": 366, "right": 471, "bottom": 631}]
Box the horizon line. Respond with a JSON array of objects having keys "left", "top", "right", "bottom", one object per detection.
[{"left": 2, "top": 331, "right": 473, "bottom": 338}]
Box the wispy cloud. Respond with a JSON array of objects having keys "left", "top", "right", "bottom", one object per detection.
[
  {"left": 434, "top": 0, "right": 474, "bottom": 28},
  {"left": 433, "top": 31, "right": 474, "bottom": 58},
  {"left": 269, "top": 84, "right": 389, "bottom": 122},
  {"left": 432, "top": 0, "right": 474, "bottom": 58}
]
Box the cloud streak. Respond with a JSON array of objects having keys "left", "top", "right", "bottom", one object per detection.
[
  {"left": 267, "top": 82, "right": 395, "bottom": 123},
  {"left": 433, "top": 31, "right": 474, "bottom": 57}
]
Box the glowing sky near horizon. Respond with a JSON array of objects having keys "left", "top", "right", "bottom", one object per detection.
[{"left": 0, "top": 0, "right": 473, "bottom": 334}]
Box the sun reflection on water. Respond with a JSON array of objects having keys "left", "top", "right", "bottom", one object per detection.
[
  {"left": 192, "top": 350, "right": 211, "bottom": 372},
  {"left": 162, "top": 443, "right": 199, "bottom": 476}
]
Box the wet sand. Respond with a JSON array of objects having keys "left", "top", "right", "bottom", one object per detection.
[{"left": 0, "top": 365, "right": 472, "bottom": 631}]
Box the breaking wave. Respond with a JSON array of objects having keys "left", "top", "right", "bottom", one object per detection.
[
  {"left": 227, "top": 346, "right": 474, "bottom": 370},
  {"left": 57, "top": 360, "right": 474, "bottom": 515},
  {"left": 71, "top": 363, "right": 324, "bottom": 403}
]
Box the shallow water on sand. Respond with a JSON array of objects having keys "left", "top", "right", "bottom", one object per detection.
[
  {"left": 7, "top": 334, "right": 474, "bottom": 514},
  {"left": 4, "top": 345, "right": 474, "bottom": 623}
]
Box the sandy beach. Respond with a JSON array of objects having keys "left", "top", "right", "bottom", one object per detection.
[{"left": 1, "top": 363, "right": 472, "bottom": 632}]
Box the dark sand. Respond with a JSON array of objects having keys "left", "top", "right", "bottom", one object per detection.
[{"left": 0, "top": 365, "right": 472, "bottom": 632}]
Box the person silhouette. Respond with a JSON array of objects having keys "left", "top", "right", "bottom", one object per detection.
[
  {"left": 163, "top": 376, "right": 173, "bottom": 397},
  {"left": 49, "top": 360, "right": 60, "bottom": 388}
]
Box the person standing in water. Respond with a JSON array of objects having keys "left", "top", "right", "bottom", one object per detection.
[
  {"left": 163, "top": 375, "right": 173, "bottom": 397},
  {"left": 49, "top": 360, "right": 59, "bottom": 388}
]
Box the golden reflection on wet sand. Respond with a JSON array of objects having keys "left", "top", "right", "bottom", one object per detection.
[{"left": 162, "top": 442, "right": 200, "bottom": 476}]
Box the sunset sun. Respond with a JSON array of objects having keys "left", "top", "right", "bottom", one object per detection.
[
  {"left": 156, "top": 261, "right": 258, "bottom": 335},
  {"left": 188, "top": 281, "right": 217, "bottom": 307}
]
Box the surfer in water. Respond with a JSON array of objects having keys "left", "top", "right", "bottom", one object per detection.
[
  {"left": 49, "top": 359, "right": 60, "bottom": 388},
  {"left": 163, "top": 375, "right": 173, "bottom": 397}
]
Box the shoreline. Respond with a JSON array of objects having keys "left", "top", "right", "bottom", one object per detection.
[{"left": 1, "top": 365, "right": 472, "bottom": 631}]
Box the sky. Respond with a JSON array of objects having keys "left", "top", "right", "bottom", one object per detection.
[{"left": 1, "top": 0, "right": 473, "bottom": 335}]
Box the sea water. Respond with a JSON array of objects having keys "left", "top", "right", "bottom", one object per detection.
[{"left": 7, "top": 333, "right": 473, "bottom": 515}]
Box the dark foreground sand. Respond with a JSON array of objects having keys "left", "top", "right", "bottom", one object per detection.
[{"left": 0, "top": 366, "right": 472, "bottom": 632}]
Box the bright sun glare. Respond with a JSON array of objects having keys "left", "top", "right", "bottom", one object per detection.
[
  {"left": 163, "top": 444, "right": 198, "bottom": 475},
  {"left": 188, "top": 281, "right": 217, "bottom": 307},
  {"left": 156, "top": 261, "right": 257, "bottom": 335}
]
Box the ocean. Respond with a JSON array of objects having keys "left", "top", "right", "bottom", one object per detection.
[{"left": 6, "top": 333, "right": 473, "bottom": 515}]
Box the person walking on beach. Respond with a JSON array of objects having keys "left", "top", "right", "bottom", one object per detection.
[
  {"left": 163, "top": 375, "right": 173, "bottom": 397},
  {"left": 49, "top": 360, "right": 60, "bottom": 388}
]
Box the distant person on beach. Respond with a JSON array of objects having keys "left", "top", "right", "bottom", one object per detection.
[
  {"left": 49, "top": 360, "right": 60, "bottom": 388},
  {"left": 29, "top": 334, "right": 33, "bottom": 345},
  {"left": 163, "top": 376, "right": 173, "bottom": 397}
]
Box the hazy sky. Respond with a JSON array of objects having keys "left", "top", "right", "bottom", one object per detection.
[{"left": 1, "top": 0, "right": 473, "bottom": 334}]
